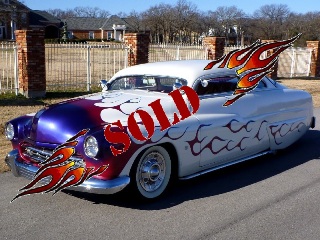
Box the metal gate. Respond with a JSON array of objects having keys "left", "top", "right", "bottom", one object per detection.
[
  {"left": 149, "top": 43, "right": 208, "bottom": 62},
  {"left": 0, "top": 42, "right": 18, "bottom": 94},
  {"left": 278, "top": 47, "right": 312, "bottom": 77},
  {"left": 45, "top": 43, "right": 128, "bottom": 91}
]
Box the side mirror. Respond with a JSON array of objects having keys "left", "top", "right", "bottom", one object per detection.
[{"left": 100, "top": 79, "right": 110, "bottom": 90}]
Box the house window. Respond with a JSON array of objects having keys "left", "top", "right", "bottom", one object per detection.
[
  {"left": 21, "top": 13, "right": 27, "bottom": 23},
  {"left": 89, "top": 31, "right": 94, "bottom": 39},
  {"left": 68, "top": 31, "right": 73, "bottom": 39},
  {"left": 107, "top": 31, "right": 112, "bottom": 40}
]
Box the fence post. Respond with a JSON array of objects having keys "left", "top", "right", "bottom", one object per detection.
[
  {"left": 87, "top": 45, "right": 91, "bottom": 91},
  {"left": 306, "top": 41, "right": 320, "bottom": 77},
  {"left": 15, "top": 29, "right": 46, "bottom": 98},
  {"left": 124, "top": 32, "right": 150, "bottom": 66},
  {"left": 203, "top": 37, "right": 225, "bottom": 60},
  {"left": 176, "top": 45, "right": 180, "bottom": 60},
  {"left": 14, "top": 45, "right": 18, "bottom": 95},
  {"left": 15, "top": 30, "right": 46, "bottom": 98}
]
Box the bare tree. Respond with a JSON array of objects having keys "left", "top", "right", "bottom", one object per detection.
[
  {"left": 142, "top": 3, "right": 174, "bottom": 43},
  {"left": 209, "top": 6, "right": 246, "bottom": 44},
  {"left": 171, "top": 0, "right": 199, "bottom": 43},
  {"left": 73, "top": 6, "right": 110, "bottom": 18},
  {"left": 124, "top": 10, "right": 145, "bottom": 32},
  {"left": 46, "top": 8, "right": 77, "bottom": 19},
  {"left": 252, "top": 4, "right": 291, "bottom": 40},
  {"left": 46, "top": 6, "right": 110, "bottom": 19},
  {"left": 302, "top": 12, "right": 320, "bottom": 41}
]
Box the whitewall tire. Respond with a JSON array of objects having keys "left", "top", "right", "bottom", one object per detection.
[{"left": 133, "top": 146, "right": 172, "bottom": 199}]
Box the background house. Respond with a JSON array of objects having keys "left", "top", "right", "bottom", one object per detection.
[
  {"left": 29, "top": 10, "right": 62, "bottom": 39},
  {"left": 0, "top": 0, "right": 29, "bottom": 40},
  {"left": 0, "top": 0, "right": 132, "bottom": 42},
  {"left": 63, "top": 15, "right": 131, "bottom": 41}
]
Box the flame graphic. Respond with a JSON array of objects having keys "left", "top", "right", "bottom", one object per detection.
[
  {"left": 204, "top": 34, "right": 301, "bottom": 106},
  {"left": 186, "top": 120, "right": 268, "bottom": 156},
  {"left": 12, "top": 129, "right": 108, "bottom": 201},
  {"left": 269, "top": 122, "right": 305, "bottom": 145}
]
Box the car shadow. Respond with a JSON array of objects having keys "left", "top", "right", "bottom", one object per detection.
[{"left": 64, "top": 129, "right": 320, "bottom": 210}]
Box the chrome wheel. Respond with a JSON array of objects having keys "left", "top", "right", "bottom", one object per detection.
[
  {"left": 138, "top": 152, "right": 166, "bottom": 192},
  {"left": 135, "top": 146, "right": 171, "bottom": 199}
]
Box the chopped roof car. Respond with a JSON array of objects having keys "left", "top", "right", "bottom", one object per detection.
[{"left": 5, "top": 60, "right": 315, "bottom": 200}]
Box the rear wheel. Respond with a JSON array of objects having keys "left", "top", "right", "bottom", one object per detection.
[{"left": 132, "top": 146, "right": 171, "bottom": 199}]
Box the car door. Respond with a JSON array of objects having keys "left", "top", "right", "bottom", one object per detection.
[{"left": 193, "top": 76, "right": 270, "bottom": 167}]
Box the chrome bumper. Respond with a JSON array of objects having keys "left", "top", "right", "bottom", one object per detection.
[{"left": 5, "top": 149, "right": 130, "bottom": 195}]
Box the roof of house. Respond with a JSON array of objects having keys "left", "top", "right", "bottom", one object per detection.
[
  {"left": 0, "top": 0, "right": 30, "bottom": 12},
  {"left": 29, "top": 10, "right": 61, "bottom": 26},
  {"left": 63, "top": 15, "right": 130, "bottom": 31},
  {"left": 101, "top": 15, "right": 127, "bottom": 29}
]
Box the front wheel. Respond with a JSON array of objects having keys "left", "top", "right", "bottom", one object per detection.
[{"left": 132, "top": 146, "right": 172, "bottom": 199}]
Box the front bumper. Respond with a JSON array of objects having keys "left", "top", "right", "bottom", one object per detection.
[{"left": 5, "top": 149, "right": 130, "bottom": 195}]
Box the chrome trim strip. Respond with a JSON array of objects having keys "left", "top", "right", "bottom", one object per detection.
[
  {"left": 25, "top": 146, "right": 83, "bottom": 162},
  {"left": 180, "top": 150, "right": 272, "bottom": 180},
  {"left": 5, "top": 149, "right": 130, "bottom": 195}
]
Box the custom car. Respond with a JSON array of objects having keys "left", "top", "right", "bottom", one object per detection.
[{"left": 5, "top": 60, "right": 315, "bottom": 199}]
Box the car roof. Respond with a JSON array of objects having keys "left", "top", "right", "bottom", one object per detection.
[{"left": 110, "top": 60, "right": 236, "bottom": 87}]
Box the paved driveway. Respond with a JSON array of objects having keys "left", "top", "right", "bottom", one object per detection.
[{"left": 1, "top": 108, "right": 320, "bottom": 240}]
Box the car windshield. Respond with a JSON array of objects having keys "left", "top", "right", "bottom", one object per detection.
[{"left": 109, "top": 75, "right": 187, "bottom": 93}]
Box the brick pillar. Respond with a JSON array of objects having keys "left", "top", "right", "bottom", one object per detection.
[
  {"left": 261, "top": 40, "right": 278, "bottom": 80},
  {"left": 15, "top": 30, "right": 46, "bottom": 98},
  {"left": 124, "top": 32, "right": 150, "bottom": 66},
  {"left": 203, "top": 37, "right": 225, "bottom": 60},
  {"left": 306, "top": 41, "right": 320, "bottom": 77}
]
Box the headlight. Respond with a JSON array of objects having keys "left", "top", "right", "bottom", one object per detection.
[
  {"left": 84, "top": 136, "right": 99, "bottom": 158},
  {"left": 5, "top": 123, "right": 14, "bottom": 140}
]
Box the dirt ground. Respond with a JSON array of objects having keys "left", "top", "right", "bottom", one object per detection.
[{"left": 0, "top": 79, "right": 319, "bottom": 173}]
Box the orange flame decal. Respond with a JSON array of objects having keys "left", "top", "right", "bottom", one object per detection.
[
  {"left": 12, "top": 129, "right": 108, "bottom": 201},
  {"left": 204, "top": 34, "right": 301, "bottom": 106}
]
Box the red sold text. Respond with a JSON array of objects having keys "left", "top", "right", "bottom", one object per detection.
[{"left": 104, "top": 86, "right": 200, "bottom": 156}]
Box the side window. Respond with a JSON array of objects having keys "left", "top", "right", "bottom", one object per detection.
[
  {"left": 142, "top": 77, "right": 156, "bottom": 86},
  {"left": 196, "top": 77, "right": 238, "bottom": 96},
  {"left": 158, "top": 77, "right": 187, "bottom": 93}
]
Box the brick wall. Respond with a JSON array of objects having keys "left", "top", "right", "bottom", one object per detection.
[
  {"left": 15, "top": 29, "right": 46, "bottom": 98},
  {"left": 72, "top": 30, "right": 102, "bottom": 40},
  {"left": 203, "top": 37, "right": 225, "bottom": 60},
  {"left": 124, "top": 32, "right": 150, "bottom": 66},
  {"left": 306, "top": 41, "right": 320, "bottom": 77}
]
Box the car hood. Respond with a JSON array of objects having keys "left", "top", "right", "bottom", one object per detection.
[{"left": 29, "top": 90, "right": 173, "bottom": 144}]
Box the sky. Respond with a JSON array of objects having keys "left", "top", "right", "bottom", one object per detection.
[{"left": 22, "top": 0, "right": 320, "bottom": 15}]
